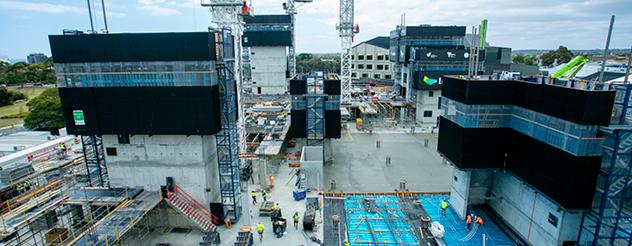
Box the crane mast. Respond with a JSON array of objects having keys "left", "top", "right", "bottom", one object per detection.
[
  {"left": 337, "top": 0, "right": 355, "bottom": 104},
  {"left": 284, "top": 0, "right": 312, "bottom": 78}
]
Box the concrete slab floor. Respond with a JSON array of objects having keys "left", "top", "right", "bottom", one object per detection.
[
  {"left": 142, "top": 228, "right": 205, "bottom": 246},
  {"left": 326, "top": 124, "right": 453, "bottom": 193},
  {"left": 217, "top": 146, "right": 324, "bottom": 245},
  {"left": 139, "top": 124, "right": 452, "bottom": 245}
]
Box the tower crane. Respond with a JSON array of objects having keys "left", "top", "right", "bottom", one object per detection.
[
  {"left": 283, "top": 0, "right": 312, "bottom": 78},
  {"left": 337, "top": 0, "right": 358, "bottom": 104}
]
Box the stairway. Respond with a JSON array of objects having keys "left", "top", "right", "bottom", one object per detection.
[{"left": 165, "top": 184, "right": 219, "bottom": 233}]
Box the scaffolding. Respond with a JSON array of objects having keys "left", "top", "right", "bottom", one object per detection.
[
  {"left": 579, "top": 84, "right": 632, "bottom": 245},
  {"left": 80, "top": 135, "right": 108, "bottom": 187},
  {"left": 214, "top": 29, "right": 243, "bottom": 221},
  {"left": 306, "top": 95, "right": 326, "bottom": 147}
]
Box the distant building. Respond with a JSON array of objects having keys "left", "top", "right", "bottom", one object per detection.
[
  {"left": 27, "top": 53, "right": 48, "bottom": 64},
  {"left": 351, "top": 36, "right": 394, "bottom": 81},
  {"left": 243, "top": 15, "right": 292, "bottom": 95},
  {"left": 389, "top": 25, "right": 511, "bottom": 128}
]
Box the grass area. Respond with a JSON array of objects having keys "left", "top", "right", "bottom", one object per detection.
[
  {"left": 0, "top": 118, "right": 23, "bottom": 128},
  {"left": 0, "top": 87, "right": 49, "bottom": 127},
  {"left": 0, "top": 102, "right": 29, "bottom": 116},
  {"left": 8, "top": 86, "right": 48, "bottom": 100}
]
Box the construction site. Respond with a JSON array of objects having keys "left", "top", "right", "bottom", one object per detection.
[{"left": 0, "top": 1, "right": 631, "bottom": 246}]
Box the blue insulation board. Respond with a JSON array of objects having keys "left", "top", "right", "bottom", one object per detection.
[
  {"left": 344, "top": 195, "right": 418, "bottom": 245},
  {"left": 418, "top": 194, "right": 517, "bottom": 246}
]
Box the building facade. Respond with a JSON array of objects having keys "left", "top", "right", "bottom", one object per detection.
[
  {"left": 389, "top": 25, "right": 513, "bottom": 127},
  {"left": 243, "top": 15, "right": 292, "bottom": 95},
  {"left": 50, "top": 32, "right": 224, "bottom": 208},
  {"left": 350, "top": 37, "right": 394, "bottom": 82},
  {"left": 27, "top": 53, "right": 48, "bottom": 64},
  {"left": 438, "top": 77, "right": 615, "bottom": 245}
]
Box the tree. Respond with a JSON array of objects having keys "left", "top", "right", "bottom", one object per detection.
[
  {"left": 0, "top": 60, "right": 56, "bottom": 85},
  {"left": 0, "top": 88, "right": 12, "bottom": 106},
  {"left": 0, "top": 88, "right": 27, "bottom": 106},
  {"left": 24, "top": 88, "right": 64, "bottom": 133},
  {"left": 512, "top": 54, "right": 538, "bottom": 66},
  {"left": 540, "top": 46, "right": 575, "bottom": 67},
  {"left": 297, "top": 53, "right": 340, "bottom": 74}
]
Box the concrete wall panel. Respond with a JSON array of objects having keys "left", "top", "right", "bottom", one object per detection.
[{"left": 104, "top": 135, "right": 219, "bottom": 206}]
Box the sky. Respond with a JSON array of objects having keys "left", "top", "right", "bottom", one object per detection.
[{"left": 1, "top": 0, "right": 631, "bottom": 60}]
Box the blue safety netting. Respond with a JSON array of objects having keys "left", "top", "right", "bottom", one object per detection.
[
  {"left": 344, "top": 195, "right": 418, "bottom": 245},
  {"left": 418, "top": 194, "right": 517, "bottom": 246}
]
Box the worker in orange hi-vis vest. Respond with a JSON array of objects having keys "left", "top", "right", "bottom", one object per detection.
[
  {"left": 476, "top": 216, "right": 484, "bottom": 226},
  {"left": 466, "top": 214, "right": 473, "bottom": 231}
]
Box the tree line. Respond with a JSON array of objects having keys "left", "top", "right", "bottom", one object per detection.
[
  {"left": 297, "top": 53, "right": 340, "bottom": 74},
  {"left": 511, "top": 45, "right": 622, "bottom": 67},
  {"left": 0, "top": 59, "right": 56, "bottom": 85}
]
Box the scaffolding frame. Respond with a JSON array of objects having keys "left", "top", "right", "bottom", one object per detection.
[
  {"left": 213, "top": 29, "right": 243, "bottom": 221},
  {"left": 306, "top": 95, "right": 326, "bottom": 147},
  {"left": 579, "top": 84, "right": 632, "bottom": 245},
  {"left": 80, "top": 135, "right": 108, "bottom": 187}
]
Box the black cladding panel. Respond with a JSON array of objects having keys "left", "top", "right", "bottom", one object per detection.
[
  {"left": 437, "top": 117, "right": 507, "bottom": 169},
  {"left": 59, "top": 86, "right": 221, "bottom": 135},
  {"left": 242, "top": 31, "right": 292, "bottom": 47},
  {"left": 59, "top": 88, "right": 99, "bottom": 135},
  {"left": 244, "top": 15, "right": 291, "bottom": 24},
  {"left": 49, "top": 32, "right": 215, "bottom": 63},
  {"left": 290, "top": 79, "right": 307, "bottom": 95},
  {"left": 404, "top": 26, "right": 466, "bottom": 37},
  {"left": 290, "top": 110, "right": 306, "bottom": 138},
  {"left": 440, "top": 77, "right": 615, "bottom": 126},
  {"left": 506, "top": 130, "right": 601, "bottom": 209},
  {"left": 324, "top": 80, "right": 341, "bottom": 95},
  {"left": 325, "top": 110, "right": 341, "bottom": 139}
]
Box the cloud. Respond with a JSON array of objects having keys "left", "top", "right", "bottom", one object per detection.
[
  {"left": 0, "top": 1, "right": 84, "bottom": 14},
  {"left": 293, "top": 0, "right": 632, "bottom": 50},
  {"left": 138, "top": 0, "right": 181, "bottom": 16}
]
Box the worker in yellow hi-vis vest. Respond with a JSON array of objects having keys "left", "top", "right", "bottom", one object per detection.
[
  {"left": 257, "top": 223, "right": 265, "bottom": 242},
  {"left": 441, "top": 199, "right": 448, "bottom": 218}
]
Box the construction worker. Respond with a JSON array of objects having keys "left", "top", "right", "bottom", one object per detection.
[
  {"left": 262, "top": 189, "right": 267, "bottom": 202},
  {"left": 59, "top": 143, "right": 67, "bottom": 158},
  {"left": 332, "top": 214, "right": 340, "bottom": 231},
  {"left": 385, "top": 155, "right": 391, "bottom": 166},
  {"left": 251, "top": 190, "right": 257, "bottom": 205},
  {"left": 256, "top": 223, "right": 265, "bottom": 242},
  {"left": 293, "top": 212, "right": 300, "bottom": 229},
  {"left": 476, "top": 216, "right": 484, "bottom": 226},
  {"left": 343, "top": 241, "right": 350, "bottom": 246},
  {"left": 440, "top": 199, "right": 448, "bottom": 218},
  {"left": 466, "top": 214, "right": 473, "bottom": 231}
]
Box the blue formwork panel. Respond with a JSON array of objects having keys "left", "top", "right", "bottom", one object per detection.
[
  {"left": 344, "top": 195, "right": 418, "bottom": 245},
  {"left": 418, "top": 194, "right": 517, "bottom": 246}
]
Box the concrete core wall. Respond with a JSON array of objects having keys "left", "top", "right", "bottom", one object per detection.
[
  {"left": 450, "top": 169, "right": 581, "bottom": 245},
  {"left": 415, "top": 89, "right": 441, "bottom": 127},
  {"left": 103, "top": 135, "right": 220, "bottom": 206},
  {"left": 488, "top": 171, "right": 581, "bottom": 246},
  {"left": 300, "top": 146, "right": 323, "bottom": 190},
  {"left": 250, "top": 46, "right": 288, "bottom": 95}
]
